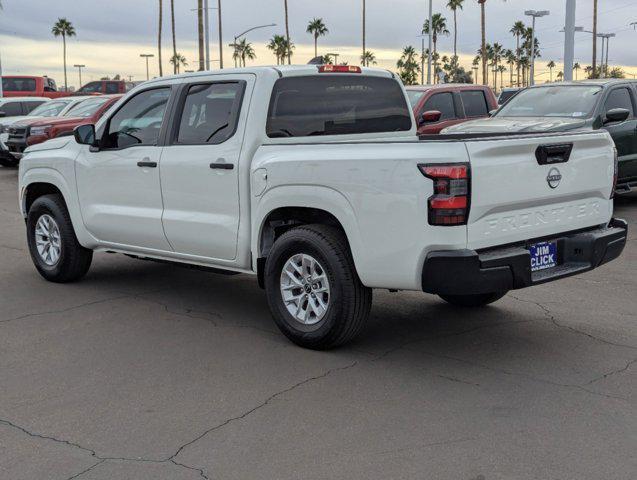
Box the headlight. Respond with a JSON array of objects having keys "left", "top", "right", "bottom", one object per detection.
[{"left": 30, "top": 126, "right": 52, "bottom": 136}]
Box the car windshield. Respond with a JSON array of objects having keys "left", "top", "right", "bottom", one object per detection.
[
  {"left": 66, "top": 97, "right": 111, "bottom": 118},
  {"left": 406, "top": 90, "right": 427, "bottom": 108},
  {"left": 29, "top": 101, "right": 70, "bottom": 117},
  {"left": 496, "top": 85, "right": 602, "bottom": 118}
]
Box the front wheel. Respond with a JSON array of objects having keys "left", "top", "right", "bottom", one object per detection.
[
  {"left": 264, "top": 224, "right": 372, "bottom": 350},
  {"left": 439, "top": 291, "right": 508, "bottom": 307},
  {"left": 26, "top": 194, "right": 93, "bottom": 283}
]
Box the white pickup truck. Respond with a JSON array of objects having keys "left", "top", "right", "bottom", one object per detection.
[{"left": 18, "top": 66, "right": 627, "bottom": 349}]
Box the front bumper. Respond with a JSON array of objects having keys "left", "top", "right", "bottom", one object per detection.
[
  {"left": 5, "top": 140, "right": 26, "bottom": 159},
  {"left": 422, "top": 218, "right": 628, "bottom": 295}
]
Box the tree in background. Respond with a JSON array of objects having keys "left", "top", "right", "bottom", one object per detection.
[
  {"left": 233, "top": 38, "right": 256, "bottom": 67},
  {"left": 608, "top": 67, "right": 625, "bottom": 79},
  {"left": 547, "top": 60, "right": 556, "bottom": 82},
  {"left": 510, "top": 20, "right": 525, "bottom": 86},
  {"left": 446, "top": 0, "right": 464, "bottom": 58},
  {"left": 157, "top": 0, "right": 163, "bottom": 76},
  {"left": 361, "top": 50, "right": 377, "bottom": 67},
  {"left": 397, "top": 46, "right": 419, "bottom": 86},
  {"left": 422, "top": 13, "right": 449, "bottom": 63},
  {"left": 557, "top": 71, "right": 563, "bottom": 81},
  {"left": 306, "top": 18, "right": 328, "bottom": 59},
  {"left": 267, "top": 35, "right": 293, "bottom": 65},
  {"left": 504, "top": 49, "right": 515, "bottom": 87},
  {"left": 51, "top": 18, "right": 76, "bottom": 92},
  {"left": 169, "top": 53, "right": 188, "bottom": 74},
  {"left": 573, "top": 62, "right": 581, "bottom": 80}
]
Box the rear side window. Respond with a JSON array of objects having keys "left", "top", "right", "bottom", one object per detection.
[
  {"left": 266, "top": 75, "right": 411, "bottom": 138},
  {"left": 0, "top": 102, "right": 23, "bottom": 116},
  {"left": 176, "top": 82, "right": 244, "bottom": 144},
  {"left": 79, "top": 82, "right": 102, "bottom": 93},
  {"left": 2, "top": 77, "right": 36, "bottom": 92},
  {"left": 460, "top": 90, "right": 489, "bottom": 117},
  {"left": 105, "top": 82, "right": 120, "bottom": 94},
  {"left": 604, "top": 88, "right": 634, "bottom": 116},
  {"left": 423, "top": 92, "right": 455, "bottom": 120}
]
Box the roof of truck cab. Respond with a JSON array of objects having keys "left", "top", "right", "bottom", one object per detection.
[
  {"left": 142, "top": 65, "right": 396, "bottom": 85},
  {"left": 405, "top": 83, "right": 493, "bottom": 91}
]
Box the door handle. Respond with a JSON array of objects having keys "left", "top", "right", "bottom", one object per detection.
[
  {"left": 209, "top": 162, "right": 234, "bottom": 170},
  {"left": 137, "top": 159, "right": 157, "bottom": 168}
]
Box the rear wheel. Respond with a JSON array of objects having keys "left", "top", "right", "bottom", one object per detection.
[
  {"left": 264, "top": 224, "right": 372, "bottom": 350},
  {"left": 26, "top": 194, "right": 92, "bottom": 283},
  {"left": 439, "top": 291, "right": 507, "bottom": 307}
]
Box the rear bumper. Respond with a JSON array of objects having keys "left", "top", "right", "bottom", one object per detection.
[{"left": 422, "top": 218, "right": 628, "bottom": 295}]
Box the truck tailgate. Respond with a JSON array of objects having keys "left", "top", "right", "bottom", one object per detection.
[{"left": 466, "top": 132, "right": 615, "bottom": 250}]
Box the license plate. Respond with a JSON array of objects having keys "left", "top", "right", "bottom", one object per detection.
[{"left": 530, "top": 241, "right": 557, "bottom": 272}]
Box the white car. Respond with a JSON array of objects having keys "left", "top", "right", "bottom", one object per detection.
[
  {"left": 18, "top": 66, "right": 627, "bottom": 348},
  {"left": 0, "top": 96, "right": 95, "bottom": 166}
]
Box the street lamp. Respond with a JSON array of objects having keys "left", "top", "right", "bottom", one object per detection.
[
  {"left": 525, "top": 10, "right": 550, "bottom": 86},
  {"left": 140, "top": 54, "right": 154, "bottom": 81},
  {"left": 73, "top": 64, "right": 86, "bottom": 89},
  {"left": 231, "top": 23, "right": 276, "bottom": 68}
]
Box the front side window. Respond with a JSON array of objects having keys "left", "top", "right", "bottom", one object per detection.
[
  {"left": 103, "top": 88, "right": 170, "bottom": 149},
  {"left": 2, "top": 77, "right": 36, "bottom": 92},
  {"left": 266, "top": 75, "right": 412, "bottom": 138},
  {"left": 176, "top": 82, "right": 244, "bottom": 144},
  {"left": 0, "top": 102, "right": 23, "bottom": 116},
  {"left": 423, "top": 92, "right": 456, "bottom": 120},
  {"left": 30, "top": 100, "right": 69, "bottom": 117},
  {"left": 461, "top": 90, "right": 489, "bottom": 117},
  {"left": 604, "top": 88, "right": 634, "bottom": 116},
  {"left": 497, "top": 86, "right": 602, "bottom": 118}
]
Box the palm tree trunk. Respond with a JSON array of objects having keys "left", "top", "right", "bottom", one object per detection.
[
  {"left": 284, "top": 0, "right": 291, "bottom": 64},
  {"left": 362, "top": 0, "right": 366, "bottom": 66},
  {"left": 516, "top": 34, "right": 520, "bottom": 87},
  {"left": 158, "top": 0, "right": 163, "bottom": 76},
  {"left": 453, "top": 10, "right": 457, "bottom": 58},
  {"left": 592, "top": 0, "right": 597, "bottom": 76},
  {"left": 218, "top": 0, "right": 224, "bottom": 69},
  {"left": 62, "top": 34, "right": 68, "bottom": 91},
  {"left": 170, "top": 0, "right": 177, "bottom": 74},
  {"left": 314, "top": 35, "right": 318, "bottom": 58},
  {"left": 197, "top": 0, "right": 205, "bottom": 70},
  {"left": 509, "top": 65, "right": 513, "bottom": 87},
  {"left": 480, "top": 2, "right": 487, "bottom": 86}
]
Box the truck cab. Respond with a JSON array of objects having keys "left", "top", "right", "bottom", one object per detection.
[{"left": 1, "top": 76, "right": 69, "bottom": 99}]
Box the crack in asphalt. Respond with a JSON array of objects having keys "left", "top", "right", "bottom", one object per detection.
[
  {"left": 0, "top": 361, "right": 359, "bottom": 480},
  {"left": 585, "top": 357, "right": 637, "bottom": 386},
  {"left": 509, "top": 294, "right": 637, "bottom": 351}
]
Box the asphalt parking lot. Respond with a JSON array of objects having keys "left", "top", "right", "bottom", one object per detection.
[{"left": 0, "top": 165, "right": 635, "bottom": 480}]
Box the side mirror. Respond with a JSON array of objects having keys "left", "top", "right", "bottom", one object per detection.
[
  {"left": 74, "top": 124, "right": 96, "bottom": 146},
  {"left": 0, "top": 112, "right": 6, "bottom": 118},
  {"left": 604, "top": 108, "right": 630, "bottom": 124},
  {"left": 420, "top": 110, "right": 442, "bottom": 125},
  {"left": 489, "top": 109, "right": 498, "bottom": 117}
]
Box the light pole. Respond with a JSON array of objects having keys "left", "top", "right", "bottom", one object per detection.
[
  {"left": 525, "top": 10, "right": 550, "bottom": 86},
  {"left": 325, "top": 53, "right": 340, "bottom": 65},
  {"left": 73, "top": 64, "right": 86, "bottom": 89},
  {"left": 140, "top": 54, "right": 154, "bottom": 80},
  {"left": 563, "top": 0, "right": 576, "bottom": 81},
  {"left": 426, "top": 0, "right": 433, "bottom": 84},
  {"left": 599, "top": 33, "right": 615, "bottom": 77},
  {"left": 191, "top": 3, "right": 218, "bottom": 70},
  {"left": 231, "top": 23, "right": 276, "bottom": 68}
]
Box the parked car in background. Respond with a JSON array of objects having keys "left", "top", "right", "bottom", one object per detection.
[
  {"left": 442, "top": 79, "right": 637, "bottom": 193},
  {"left": 0, "top": 96, "right": 96, "bottom": 166},
  {"left": 6, "top": 95, "right": 121, "bottom": 160},
  {"left": 0, "top": 96, "right": 49, "bottom": 118},
  {"left": 405, "top": 84, "right": 498, "bottom": 134},
  {"left": 17, "top": 67, "right": 626, "bottom": 349},
  {"left": 1, "top": 76, "right": 69, "bottom": 99},
  {"left": 497, "top": 87, "right": 521, "bottom": 106},
  {"left": 76, "top": 80, "right": 135, "bottom": 95}
]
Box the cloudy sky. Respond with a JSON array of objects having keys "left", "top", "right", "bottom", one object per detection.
[{"left": 1, "top": 0, "right": 636, "bottom": 87}]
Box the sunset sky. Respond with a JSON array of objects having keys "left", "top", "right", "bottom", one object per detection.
[{"left": 0, "top": 0, "right": 636, "bottom": 87}]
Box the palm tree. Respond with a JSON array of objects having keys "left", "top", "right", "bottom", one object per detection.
[
  {"left": 284, "top": 0, "right": 291, "bottom": 64},
  {"left": 592, "top": 0, "right": 598, "bottom": 77},
  {"left": 157, "top": 0, "right": 163, "bottom": 76},
  {"left": 505, "top": 49, "right": 515, "bottom": 87},
  {"left": 170, "top": 0, "right": 177, "bottom": 74},
  {"left": 446, "top": 0, "right": 464, "bottom": 58},
  {"left": 306, "top": 18, "right": 328, "bottom": 59},
  {"left": 397, "top": 46, "right": 419, "bottom": 86},
  {"left": 472, "top": 55, "right": 480, "bottom": 83},
  {"left": 547, "top": 60, "right": 556, "bottom": 82},
  {"left": 361, "top": 50, "right": 377, "bottom": 67},
  {"left": 51, "top": 18, "right": 76, "bottom": 92},
  {"left": 422, "top": 13, "right": 450, "bottom": 61},
  {"left": 573, "top": 62, "right": 581, "bottom": 80},
  {"left": 267, "top": 35, "right": 289, "bottom": 64},
  {"left": 510, "top": 20, "right": 525, "bottom": 86},
  {"left": 478, "top": 1, "right": 507, "bottom": 86},
  {"left": 557, "top": 71, "right": 564, "bottom": 81},
  {"left": 497, "top": 65, "right": 507, "bottom": 90},
  {"left": 490, "top": 43, "right": 503, "bottom": 90},
  {"left": 234, "top": 38, "right": 256, "bottom": 67},
  {"left": 197, "top": 0, "right": 204, "bottom": 70},
  {"left": 169, "top": 53, "right": 188, "bottom": 74}
]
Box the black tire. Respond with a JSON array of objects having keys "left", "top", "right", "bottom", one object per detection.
[
  {"left": 26, "top": 194, "right": 93, "bottom": 283},
  {"left": 439, "top": 291, "right": 507, "bottom": 307},
  {"left": 264, "top": 224, "right": 372, "bottom": 350},
  {"left": 0, "top": 156, "right": 19, "bottom": 167}
]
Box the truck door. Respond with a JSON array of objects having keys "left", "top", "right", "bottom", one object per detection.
[
  {"left": 602, "top": 86, "right": 637, "bottom": 183},
  {"left": 417, "top": 91, "right": 462, "bottom": 134},
  {"left": 159, "top": 74, "right": 253, "bottom": 261}
]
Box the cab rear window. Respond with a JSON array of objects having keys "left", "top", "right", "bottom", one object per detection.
[{"left": 266, "top": 75, "right": 412, "bottom": 138}]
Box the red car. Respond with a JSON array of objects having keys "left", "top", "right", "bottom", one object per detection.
[
  {"left": 6, "top": 95, "right": 121, "bottom": 157},
  {"left": 1, "top": 76, "right": 70, "bottom": 99},
  {"left": 76, "top": 80, "right": 136, "bottom": 95},
  {"left": 406, "top": 84, "right": 498, "bottom": 134}
]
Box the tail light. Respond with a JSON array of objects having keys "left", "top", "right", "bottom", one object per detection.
[
  {"left": 611, "top": 147, "right": 618, "bottom": 199},
  {"left": 318, "top": 65, "right": 362, "bottom": 73},
  {"left": 418, "top": 163, "right": 470, "bottom": 226}
]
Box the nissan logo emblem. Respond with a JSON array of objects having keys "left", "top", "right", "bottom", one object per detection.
[{"left": 547, "top": 167, "right": 562, "bottom": 189}]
